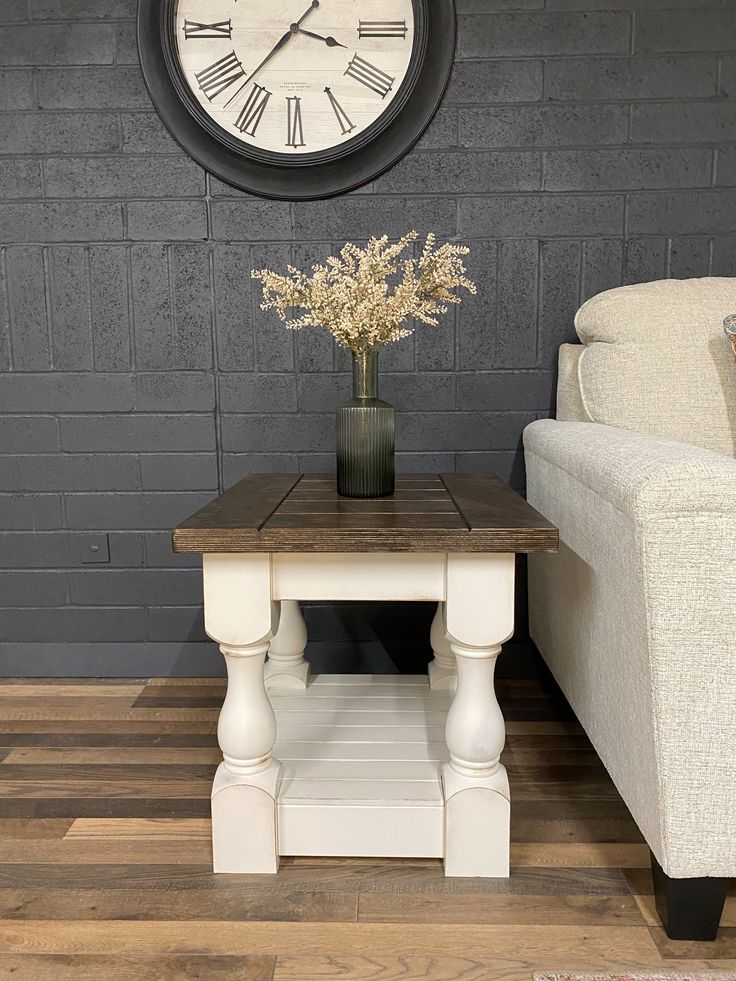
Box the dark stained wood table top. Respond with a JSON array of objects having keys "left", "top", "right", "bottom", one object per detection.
[{"left": 173, "top": 474, "right": 558, "bottom": 554}]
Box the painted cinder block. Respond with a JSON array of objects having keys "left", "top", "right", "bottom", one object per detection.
[
  {"left": 64, "top": 492, "right": 213, "bottom": 531},
  {"left": 374, "top": 150, "right": 540, "bottom": 194},
  {"left": 546, "top": 55, "right": 718, "bottom": 101},
  {"left": 0, "top": 202, "right": 123, "bottom": 243},
  {"left": 37, "top": 66, "right": 149, "bottom": 109},
  {"left": 0, "top": 24, "right": 114, "bottom": 66},
  {"left": 634, "top": 9, "right": 736, "bottom": 54},
  {"left": 45, "top": 156, "right": 204, "bottom": 198},
  {"left": 30, "top": 0, "right": 137, "bottom": 19},
  {"left": 445, "top": 60, "right": 543, "bottom": 105},
  {"left": 0, "top": 160, "right": 42, "bottom": 199},
  {"left": 0, "top": 373, "right": 133, "bottom": 413},
  {"left": 0, "top": 454, "right": 139, "bottom": 492},
  {"left": 457, "top": 11, "right": 630, "bottom": 58},
  {"left": 459, "top": 105, "right": 628, "bottom": 149},
  {"left": 126, "top": 200, "right": 207, "bottom": 242},
  {"left": 0, "top": 571, "right": 67, "bottom": 607},
  {"left": 59, "top": 414, "right": 216, "bottom": 452}
]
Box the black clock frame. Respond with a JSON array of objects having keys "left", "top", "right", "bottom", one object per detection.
[{"left": 137, "top": 0, "right": 456, "bottom": 200}]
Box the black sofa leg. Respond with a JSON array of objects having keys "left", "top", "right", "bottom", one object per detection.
[{"left": 651, "top": 851, "right": 729, "bottom": 940}]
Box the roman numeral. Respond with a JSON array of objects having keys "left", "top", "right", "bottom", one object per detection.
[
  {"left": 183, "top": 19, "right": 232, "bottom": 39},
  {"left": 344, "top": 53, "right": 394, "bottom": 98},
  {"left": 234, "top": 83, "right": 271, "bottom": 136},
  {"left": 324, "top": 87, "right": 355, "bottom": 135},
  {"left": 286, "top": 96, "right": 305, "bottom": 147},
  {"left": 195, "top": 51, "right": 245, "bottom": 101},
  {"left": 358, "top": 20, "right": 408, "bottom": 38}
]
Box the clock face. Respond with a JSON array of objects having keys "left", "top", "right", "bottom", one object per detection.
[{"left": 172, "top": 0, "right": 417, "bottom": 158}]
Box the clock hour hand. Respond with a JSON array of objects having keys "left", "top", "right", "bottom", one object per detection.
[
  {"left": 224, "top": 0, "right": 320, "bottom": 108},
  {"left": 297, "top": 28, "right": 347, "bottom": 48}
]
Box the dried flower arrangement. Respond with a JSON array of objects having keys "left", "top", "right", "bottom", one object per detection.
[{"left": 251, "top": 231, "right": 476, "bottom": 353}]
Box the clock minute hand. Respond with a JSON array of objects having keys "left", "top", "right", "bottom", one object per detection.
[
  {"left": 224, "top": 29, "right": 292, "bottom": 107},
  {"left": 223, "top": 1, "right": 320, "bottom": 108},
  {"left": 297, "top": 28, "right": 347, "bottom": 48}
]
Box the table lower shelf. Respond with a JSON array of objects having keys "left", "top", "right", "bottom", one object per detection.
[{"left": 271, "top": 674, "right": 451, "bottom": 859}]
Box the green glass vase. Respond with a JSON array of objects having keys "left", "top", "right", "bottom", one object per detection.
[{"left": 336, "top": 346, "right": 395, "bottom": 498}]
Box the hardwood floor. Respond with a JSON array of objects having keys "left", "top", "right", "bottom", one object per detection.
[{"left": 0, "top": 676, "right": 733, "bottom": 981}]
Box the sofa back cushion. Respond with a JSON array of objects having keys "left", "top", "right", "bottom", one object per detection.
[{"left": 573, "top": 277, "right": 736, "bottom": 456}]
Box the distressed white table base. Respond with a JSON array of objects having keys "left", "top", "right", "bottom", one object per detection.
[
  {"left": 264, "top": 599, "right": 310, "bottom": 690},
  {"left": 204, "top": 551, "right": 514, "bottom": 878},
  {"left": 428, "top": 602, "right": 457, "bottom": 691}
]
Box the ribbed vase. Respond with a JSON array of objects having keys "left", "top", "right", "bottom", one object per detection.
[{"left": 336, "top": 346, "right": 395, "bottom": 498}]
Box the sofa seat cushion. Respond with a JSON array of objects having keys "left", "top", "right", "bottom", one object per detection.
[{"left": 574, "top": 277, "right": 736, "bottom": 457}]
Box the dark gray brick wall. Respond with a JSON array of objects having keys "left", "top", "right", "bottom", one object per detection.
[{"left": 1, "top": 0, "right": 734, "bottom": 660}]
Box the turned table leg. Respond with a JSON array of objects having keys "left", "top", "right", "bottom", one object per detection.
[
  {"left": 265, "top": 600, "right": 310, "bottom": 689},
  {"left": 442, "top": 553, "right": 515, "bottom": 877},
  {"left": 203, "top": 554, "right": 282, "bottom": 873},
  {"left": 428, "top": 602, "right": 456, "bottom": 691}
]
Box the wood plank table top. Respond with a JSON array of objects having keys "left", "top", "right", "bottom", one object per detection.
[{"left": 173, "top": 474, "right": 558, "bottom": 554}]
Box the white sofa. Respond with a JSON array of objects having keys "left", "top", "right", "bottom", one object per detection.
[{"left": 523, "top": 278, "right": 736, "bottom": 940}]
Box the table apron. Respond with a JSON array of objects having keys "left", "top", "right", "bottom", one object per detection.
[{"left": 273, "top": 551, "right": 447, "bottom": 601}]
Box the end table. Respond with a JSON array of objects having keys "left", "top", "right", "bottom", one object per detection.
[{"left": 173, "top": 473, "right": 557, "bottom": 877}]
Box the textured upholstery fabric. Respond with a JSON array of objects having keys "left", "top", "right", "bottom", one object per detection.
[
  {"left": 556, "top": 345, "right": 590, "bottom": 423},
  {"left": 573, "top": 278, "right": 736, "bottom": 456},
  {"left": 525, "top": 420, "right": 736, "bottom": 877}
]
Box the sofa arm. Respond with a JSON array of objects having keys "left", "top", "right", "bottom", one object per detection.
[
  {"left": 524, "top": 418, "right": 736, "bottom": 518},
  {"left": 524, "top": 417, "right": 736, "bottom": 878}
]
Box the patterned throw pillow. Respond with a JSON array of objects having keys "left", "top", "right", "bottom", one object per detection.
[{"left": 725, "top": 314, "right": 736, "bottom": 359}]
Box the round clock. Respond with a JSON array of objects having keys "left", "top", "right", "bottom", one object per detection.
[{"left": 137, "top": 0, "right": 455, "bottom": 200}]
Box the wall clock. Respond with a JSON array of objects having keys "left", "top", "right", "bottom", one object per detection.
[{"left": 137, "top": 0, "right": 455, "bottom": 200}]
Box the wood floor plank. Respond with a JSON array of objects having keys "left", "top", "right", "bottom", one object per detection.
[
  {"left": 511, "top": 799, "right": 635, "bottom": 820},
  {"left": 0, "top": 799, "right": 211, "bottom": 819},
  {"left": 0, "top": 921, "right": 663, "bottom": 960},
  {"left": 136, "top": 685, "right": 225, "bottom": 698},
  {"left": 0, "top": 954, "right": 275, "bottom": 980},
  {"left": 511, "top": 818, "right": 644, "bottom": 844},
  {"left": 0, "top": 763, "right": 216, "bottom": 782},
  {"left": 509, "top": 843, "right": 650, "bottom": 868},
  {"left": 648, "top": 926, "right": 736, "bottom": 959},
  {"left": 133, "top": 695, "right": 224, "bottom": 709},
  {"left": 0, "top": 686, "right": 144, "bottom": 700},
  {"left": 271, "top": 954, "right": 736, "bottom": 981},
  {"left": 498, "top": 782, "right": 624, "bottom": 801},
  {"left": 0, "top": 704, "right": 217, "bottom": 722},
  {"left": 64, "top": 818, "right": 211, "bottom": 839},
  {"left": 0, "top": 733, "right": 217, "bottom": 749},
  {"left": 3, "top": 748, "right": 222, "bottom": 765},
  {"left": 0, "top": 721, "right": 215, "bottom": 734},
  {"left": 0, "top": 839, "right": 213, "bottom": 864},
  {"left": 357, "top": 891, "right": 645, "bottom": 925},
  {"left": 144, "top": 678, "right": 226, "bottom": 686},
  {"left": 0, "top": 819, "right": 73, "bottom": 839},
  {"left": 503, "top": 735, "right": 593, "bottom": 750},
  {"left": 0, "top": 679, "right": 147, "bottom": 686},
  {"left": 0, "top": 887, "right": 358, "bottom": 922},
  {"left": 505, "top": 722, "right": 583, "bottom": 735},
  {"left": 0, "top": 862, "right": 635, "bottom": 895},
  {"left": 504, "top": 750, "right": 604, "bottom": 766},
  {"left": 0, "top": 779, "right": 212, "bottom": 798}
]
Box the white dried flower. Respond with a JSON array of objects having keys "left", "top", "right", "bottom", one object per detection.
[{"left": 251, "top": 231, "right": 477, "bottom": 353}]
